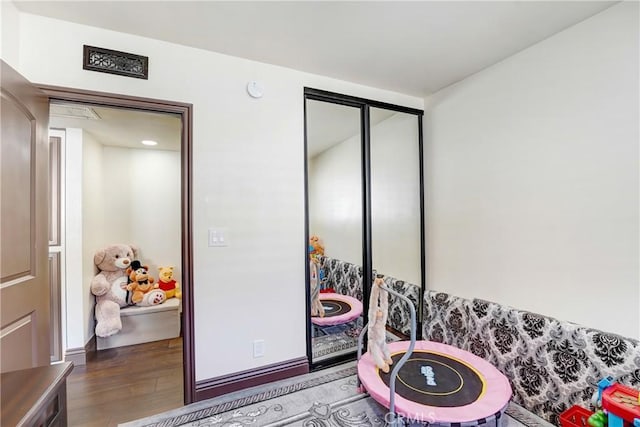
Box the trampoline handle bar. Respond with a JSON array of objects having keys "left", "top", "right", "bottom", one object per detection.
[{"left": 383, "top": 284, "right": 416, "bottom": 426}]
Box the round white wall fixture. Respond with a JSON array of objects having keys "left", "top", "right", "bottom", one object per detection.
[{"left": 247, "top": 81, "right": 264, "bottom": 98}]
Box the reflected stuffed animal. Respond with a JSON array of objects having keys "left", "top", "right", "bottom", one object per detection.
[
  {"left": 310, "top": 260, "right": 325, "bottom": 318},
  {"left": 309, "top": 235, "right": 325, "bottom": 262},
  {"left": 368, "top": 276, "right": 393, "bottom": 373}
]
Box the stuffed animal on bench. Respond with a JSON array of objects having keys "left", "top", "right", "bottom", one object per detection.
[
  {"left": 157, "top": 266, "right": 182, "bottom": 300},
  {"left": 91, "top": 243, "right": 137, "bottom": 337},
  {"left": 126, "top": 260, "right": 166, "bottom": 307}
]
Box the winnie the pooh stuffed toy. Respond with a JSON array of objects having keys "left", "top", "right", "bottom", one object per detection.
[
  {"left": 157, "top": 266, "right": 182, "bottom": 299},
  {"left": 91, "top": 244, "right": 137, "bottom": 337},
  {"left": 126, "top": 261, "right": 166, "bottom": 306}
]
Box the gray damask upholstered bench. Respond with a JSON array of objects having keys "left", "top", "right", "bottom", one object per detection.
[{"left": 422, "top": 290, "right": 640, "bottom": 425}]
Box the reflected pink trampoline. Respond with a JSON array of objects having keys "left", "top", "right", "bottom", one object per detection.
[{"left": 311, "top": 293, "right": 362, "bottom": 326}]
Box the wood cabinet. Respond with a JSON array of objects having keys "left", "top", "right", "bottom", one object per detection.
[{"left": 1, "top": 362, "right": 73, "bottom": 427}]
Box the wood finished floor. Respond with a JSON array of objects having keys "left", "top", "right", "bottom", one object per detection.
[{"left": 67, "top": 338, "right": 184, "bottom": 426}]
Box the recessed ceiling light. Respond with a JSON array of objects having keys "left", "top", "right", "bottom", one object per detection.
[{"left": 141, "top": 140, "right": 158, "bottom": 146}]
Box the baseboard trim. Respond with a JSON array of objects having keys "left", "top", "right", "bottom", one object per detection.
[
  {"left": 195, "top": 357, "right": 309, "bottom": 401},
  {"left": 64, "top": 335, "right": 96, "bottom": 366}
]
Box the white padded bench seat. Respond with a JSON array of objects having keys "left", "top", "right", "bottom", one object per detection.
[{"left": 97, "top": 298, "right": 181, "bottom": 350}]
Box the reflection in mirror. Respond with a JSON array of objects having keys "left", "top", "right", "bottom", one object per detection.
[
  {"left": 370, "top": 108, "right": 422, "bottom": 337},
  {"left": 306, "top": 99, "right": 363, "bottom": 364}
]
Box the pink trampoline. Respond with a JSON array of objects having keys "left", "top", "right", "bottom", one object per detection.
[
  {"left": 311, "top": 293, "right": 363, "bottom": 326},
  {"left": 358, "top": 340, "right": 511, "bottom": 424}
]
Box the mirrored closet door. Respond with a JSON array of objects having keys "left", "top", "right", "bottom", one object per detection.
[
  {"left": 305, "top": 89, "right": 425, "bottom": 368},
  {"left": 370, "top": 108, "right": 423, "bottom": 338},
  {"left": 306, "top": 98, "right": 365, "bottom": 365}
]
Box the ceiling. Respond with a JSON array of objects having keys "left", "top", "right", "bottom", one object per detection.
[
  {"left": 15, "top": 1, "right": 617, "bottom": 97},
  {"left": 24, "top": 1, "right": 616, "bottom": 152},
  {"left": 50, "top": 103, "right": 182, "bottom": 151}
]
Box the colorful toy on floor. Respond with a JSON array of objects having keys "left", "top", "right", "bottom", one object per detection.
[
  {"left": 589, "top": 410, "right": 608, "bottom": 427},
  {"left": 594, "top": 377, "right": 640, "bottom": 427},
  {"left": 157, "top": 266, "right": 182, "bottom": 299},
  {"left": 559, "top": 405, "right": 595, "bottom": 427}
]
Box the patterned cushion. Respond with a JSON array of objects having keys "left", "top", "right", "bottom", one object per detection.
[
  {"left": 422, "top": 291, "right": 472, "bottom": 349},
  {"left": 382, "top": 276, "right": 420, "bottom": 337},
  {"left": 469, "top": 302, "right": 569, "bottom": 422},
  {"left": 529, "top": 325, "right": 640, "bottom": 424},
  {"left": 466, "top": 299, "right": 517, "bottom": 372}
]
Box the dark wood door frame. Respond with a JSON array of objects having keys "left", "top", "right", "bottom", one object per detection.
[{"left": 38, "top": 85, "right": 196, "bottom": 404}]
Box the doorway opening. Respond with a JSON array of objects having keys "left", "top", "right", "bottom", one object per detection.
[{"left": 40, "top": 85, "right": 195, "bottom": 404}]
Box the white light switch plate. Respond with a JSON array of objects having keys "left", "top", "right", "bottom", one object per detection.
[{"left": 208, "top": 228, "right": 228, "bottom": 247}]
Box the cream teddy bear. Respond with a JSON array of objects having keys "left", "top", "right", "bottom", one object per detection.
[
  {"left": 368, "top": 276, "right": 393, "bottom": 373},
  {"left": 90, "top": 244, "right": 137, "bottom": 337}
]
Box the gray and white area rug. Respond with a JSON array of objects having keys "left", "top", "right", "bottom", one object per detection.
[{"left": 120, "top": 363, "right": 554, "bottom": 427}]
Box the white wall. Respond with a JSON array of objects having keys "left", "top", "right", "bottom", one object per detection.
[
  {"left": 64, "top": 128, "right": 106, "bottom": 348},
  {"left": 308, "top": 136, "right": 363, "bottom": 266},
  {"left": 64, "top": 128, "right": 85, "bottom": 349},
  {"left": 102, "top": 147, "right": 181, "bottom": 284},
  {"left": 82, "top": 132, "right": 105, "bottom": 342},
  {"left": 16, "top": 12, "right": 423, "bottom": 380},
  {"left": 424, "top": 2, "right": 639, "bottom": 338},
  {"left": 309, "top": 112, "right": 422, "bottom": 285},
  {"left": 0, "top": 1, "right": 20, "bottom": 69}
]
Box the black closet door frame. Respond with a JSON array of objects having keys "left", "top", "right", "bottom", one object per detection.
[{"left": 304, "top": 87, "right": 425, "bottom": 369}]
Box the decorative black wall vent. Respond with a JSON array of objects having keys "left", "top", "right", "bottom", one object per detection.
[{"left": 83, "top": 45, "right": 148, "bottom": 79}]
